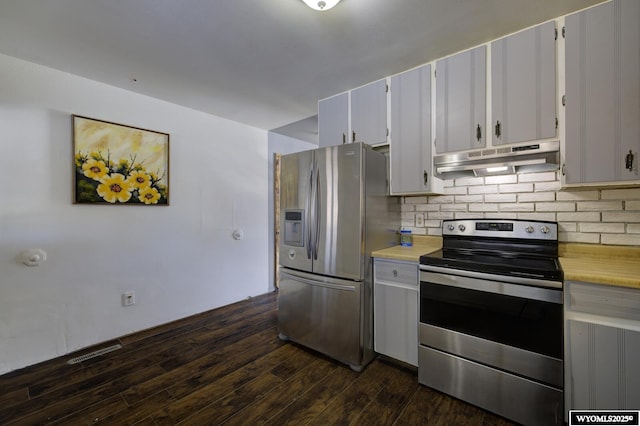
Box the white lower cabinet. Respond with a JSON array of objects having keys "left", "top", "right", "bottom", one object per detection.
[
  {"left": 373, "top": 258, "right": 418, "bottom": 366},
  {"left": 565, "top": 281, "right": 640, "bottom": 417}
]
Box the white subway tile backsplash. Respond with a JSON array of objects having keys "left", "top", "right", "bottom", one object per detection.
[
  {"left": 626, "top": 200, "right": 640, "bottom": 210},
  {"left": 499, "top": 183, "right": 534, "bottom": 193},
  {"left": 427, "top": 212, "right": 455, "bottom": 220},
  {"left": 557, "top": 212, "right": 600, "bottom": 222},
  {"left": 416, "top": 204, "right": 440, "bottom": 212},
  {"left": 485, "top": 193, "right": 517, "bottom": 203},
  {"left": 469, "top": 203, "right": 499, "bottom": 212},
  {"left": 556, "top": 190, "right": 599, "bottom": 201},
  {"left": 518, "top": 192, "right": 555, "bottom": 202},
  {"left": 576, "top": 201, "right": 623, "bottom": 211},
  {"left": 602, "top": 212, "right": 640, "bottom": 223},
  {"left": 441, "top": 204, "right": 469, "bottom": 212},
  {"left": 601, "top": 188, "right": 640, "bottom": 200},
  {"left": 443, "top": 186, "right": 467, "bottom": 195},
  {"left": 601, "top": 234, "right": 640, "bottom": 245},
  {"left": 428, "top": 195, "right": 455, "bottom": 204},
  {"left": 559, "top": 232, "right": 601, "bottom": 244},
  {"left": 518, "top": 212, "right": 557, "bottom": 222},
  {"left": 494, "top": 213, "right": 518, "bottom": 219},
  {"left": 404, "top": 196, "right": 428, "bottom": 204},
  {"left": 500, "top": 203, "right": 535, "bottom": 212},
  {"left": 534, "top": 181, "right": 562, "bottom": 192},
  {"left": 455, "top": 195, "right": 484, "bottom": 203},
  {"left": 518, "top": 172, "right": 557, "bottom": 183},
  {"left": 578, "top": 223, "right": 626, "bottom": 233},
  {"left": 400, "top": 173, "right": 640, "bottom": 247},
  {"left": 424, "top": 220, "right": 441, "bottom": 228},
  {"left": 485, "top": 175, "right": 518, "bottom": 185},
  {"left": 455, "top": 212, "right": 485, "bottom": 219},
  {"left": 627, "top": 224, "right": 640, "bottom": 233},
  {"left": 469, "top": 185, "right": 499, "bottom": 195},
  {"left": 401, "top": 213, "right": 415, "bottom": 227},
  {"left": 455, "top": 176, "right": 484, "bottom": 186},
  {"left": 536, "top": 202, "right": 575, "bottom": 212},
  {"left": 410, "top": 227, "right": 427, "bottom": 236},
  {"left": 559, "top": 222, "right": 577, "bottom": 232}
]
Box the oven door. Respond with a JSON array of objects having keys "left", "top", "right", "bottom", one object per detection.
[{"left": 419, "top": 268, "right": 563, "bottom": 387}]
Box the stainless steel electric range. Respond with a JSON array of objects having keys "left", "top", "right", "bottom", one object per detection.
[{"left": 419, "top": 219, "right": 564, "bottom": 426}]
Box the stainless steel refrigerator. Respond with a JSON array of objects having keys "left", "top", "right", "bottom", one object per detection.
[{"left": 278, "top": 142, "right": 397, "bottom": 371}]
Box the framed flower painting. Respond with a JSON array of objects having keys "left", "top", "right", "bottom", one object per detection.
[{"left": 73, "top": 115, "right": 169, "bottom": 205}]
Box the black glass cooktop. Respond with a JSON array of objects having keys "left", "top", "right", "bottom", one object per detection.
[{"left": 420, "top": 248, "right": 564, "bottom": 282}]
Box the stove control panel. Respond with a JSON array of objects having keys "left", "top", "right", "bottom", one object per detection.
[{"left": 442, "top": 219, "right": 558, "bottom": 240}]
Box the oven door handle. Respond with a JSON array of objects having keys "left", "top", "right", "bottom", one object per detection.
[
  {"left": 419, "top": 264, "right": 562, "bottom": 289},
  {"left": 420, "top": 270, "right": 562, "bottom": 304}
]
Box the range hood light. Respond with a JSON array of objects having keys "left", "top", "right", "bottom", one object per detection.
[
  {"left": 473, "top": 165, "right": 516, "bottom": 177},
  {"left": 486, "top": 166, "right": 509, "bottom": 173}
]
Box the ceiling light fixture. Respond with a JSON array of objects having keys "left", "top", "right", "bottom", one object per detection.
[{"left": 301, "top": 0, "right": 341, "bottom": 11}]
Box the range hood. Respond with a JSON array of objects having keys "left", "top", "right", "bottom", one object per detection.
[{"left": 434, "top": 140, "right": 560, "bottom": 177}]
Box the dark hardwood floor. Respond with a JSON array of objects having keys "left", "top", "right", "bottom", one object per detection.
[{"left": 0, "top": 291, "right": 516, "bottom": 425}]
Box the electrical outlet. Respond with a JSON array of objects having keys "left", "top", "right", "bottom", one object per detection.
[
  {"left": 122, "top": 291, "right": 136, "bottom": 307},
  {"left": 415, "top": 213, "right": 424, "bottom": 227}
]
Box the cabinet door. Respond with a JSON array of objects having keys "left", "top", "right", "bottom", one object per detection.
[
  {"left": 492, "top": 21, "right": 556, "bottom": 145},
  {"left": 566, "top": 320, "right": 640, "bottom": 410},
  {"left": 318, "top": 92, "right": 349, "bottom": 148},
  {"left": 390, "top": 64, "right": 440, "bottom": 194},
  {"left": 350, "top": 79, "right": 387, "bottom": 145},
  {"left": 435, "top": 45, "right": 486, "bottom": 154},
  {"left": 564, "top": 0, "right": 640, "bottom": 184},
  {"left": 374, "top": 259, "right": 418, "bottom": 366}
]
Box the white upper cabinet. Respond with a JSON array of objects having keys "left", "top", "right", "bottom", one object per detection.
[
  {"left": 318, "top": 92, "right": 349, "bottom": 148},
  {"left": 318, "top": 79, "right": 387, "bottom": 148},
  {"left": 564, "top": 0, "right": 640, "bottom": 185},
  {"left": 350, "top": 78, "right": 388, "bottom": 146},
  {"left": 491, "top": 21, "right": 557, "bottom": 146},
  {"left": 389, "top": 64, "right": 443, "bottom": 195},
  {"left": 435, "top": 45, "right": 486, "bottom": 154}
]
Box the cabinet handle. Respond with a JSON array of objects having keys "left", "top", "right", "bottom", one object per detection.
[
  {"left": 352, "top": 131, "right": 356, "bottom": 143},
  {"left": 342, "top": 133, "right": 346, "bottom": 144},
  {"left": 495, "top": 121, "right": 501, "bottom": 139},
  {"left": 476, "top": 124, "right": 482, "bottom": 142},
  {"left": 392, "top": 269, "right": 398, "bottom": 277},
  {"left": 562, "top": 163, "right": 566, "bottom": 176},
  {"left": 626, "top": 150, "right": 635, "bottom": 171},
  {"left": 423, "top": 170, "right": 428, "bottom": 186}
]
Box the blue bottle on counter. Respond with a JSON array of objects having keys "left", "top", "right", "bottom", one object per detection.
[{"left": 400, "top": 229, "right": 413, "bottom": 247}]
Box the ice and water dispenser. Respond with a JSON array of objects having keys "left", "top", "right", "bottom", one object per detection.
[{"left": 284, "top": 209, "right": 304, "bottom": 247}]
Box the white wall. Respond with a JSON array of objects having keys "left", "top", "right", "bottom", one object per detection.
[
  {"left": 267, "top": 132, "right": 317, "bottom": 290},
  {"left": 0, "top": 53, "right": 269, "bottom": 374}
]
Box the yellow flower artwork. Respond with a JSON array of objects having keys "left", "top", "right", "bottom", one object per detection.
[{"left": 73, "top": 115, "right": 169, "bottom": 205}]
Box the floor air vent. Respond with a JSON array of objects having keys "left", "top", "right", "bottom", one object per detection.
[{"left": 67, "top": 344, "right": 122, "bottom": 364}]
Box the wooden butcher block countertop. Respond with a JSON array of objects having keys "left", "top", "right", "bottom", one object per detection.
[
  {"left": 372, "top": 237, "right": 640, "bottom": 290},
  {"left": 559, "top": 243, "right": 640, "bottom": 290},
  {"left": 371, "top": 236, "right": 442, "bottom": 263}
]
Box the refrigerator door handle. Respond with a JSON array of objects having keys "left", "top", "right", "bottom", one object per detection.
[
  {"left": 313, "top": 165, "right": 321, "bottom": 260},
  {"left": 305, "top": 159, "right": 314, "bottom": 260},
  {"left": 309, "top": 156, "right": 318, "bottom": 259}
]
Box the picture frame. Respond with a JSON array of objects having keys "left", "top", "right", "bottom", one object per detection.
[{"left": 72, "top": 115, "right": 170, "bottom": 205}]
